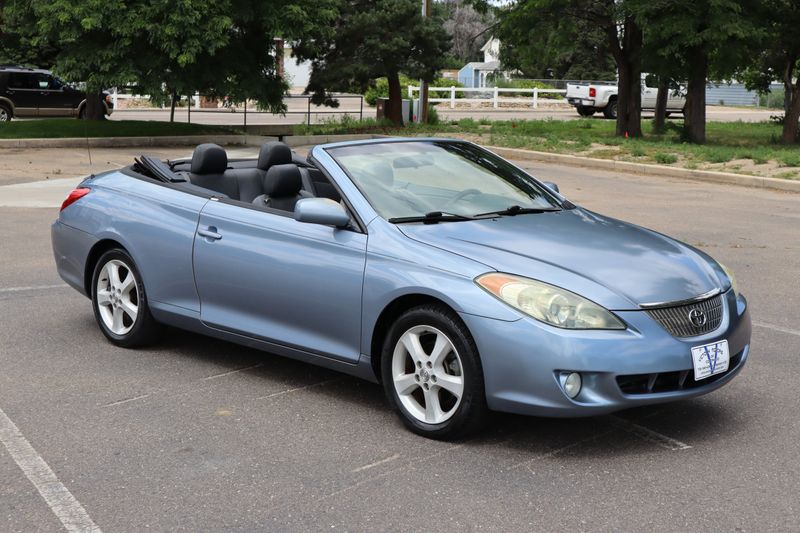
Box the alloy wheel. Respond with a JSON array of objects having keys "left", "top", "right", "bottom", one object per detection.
[
  {"left": 95, "top": 259, "right": 139, "bottom": 335},
  {"left": 391, "top": 325, "right": 464, "bottom": 424}
]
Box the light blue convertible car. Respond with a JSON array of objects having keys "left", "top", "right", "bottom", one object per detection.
[{"left": 52, "top": 138, "right": 751, "bottom": 439}]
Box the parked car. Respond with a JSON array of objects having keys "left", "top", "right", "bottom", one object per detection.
[
  {"left": 566, "top": 74, "right": 685, "bottom": 119},
  {"left": 51, "top": 139, "right": 750, "bottom": 439},
  {"left": 0, "top": 65, "right": 113, "bottom": 121}
]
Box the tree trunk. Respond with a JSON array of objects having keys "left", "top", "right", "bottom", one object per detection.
[
  {"left": 782, "top": 58, "right": 799, "bottom": 144},
  {"left": 169, "top": 90, "right": 178, "bottom": 123},
  {"left": 782, "top": 80, "right": 800, "bottom": 144},
  {"left": 653, "top": 78, "right": 669, "bottom": 134},
  {"left": 683, "top": 48, "right": 707, "bottom": 144},
  {"left": 606, "top": 16, "right": 642, "bottom": 138},
  {"left": 386, "top": 70, "right": 403, "bottom": 126},
  {"left": 83, "top": 91, "right": 107, "bottom": 121}
]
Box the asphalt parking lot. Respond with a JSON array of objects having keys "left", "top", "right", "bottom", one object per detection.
[{"left": 1, "top": 146, "right": 799, "bottom": 531}]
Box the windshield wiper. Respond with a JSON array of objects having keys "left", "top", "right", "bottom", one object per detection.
[
  {"left": 388, "top": 211, "right": 478, "bottom": 224},
  {"left": 474, "top": 205, "right": 561, "bottom": 217}
]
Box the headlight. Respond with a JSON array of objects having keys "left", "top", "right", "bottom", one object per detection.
[
  {"left": 476, "top": 273, "right": 625, "bottom": 330},
  {"left": 719, "top": 262, "right": 738, "bottom": 296}
]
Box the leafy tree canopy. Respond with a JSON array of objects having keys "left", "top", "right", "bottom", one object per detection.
[{"left": 294, "top": 0, "right": 450, "bottom": 124}]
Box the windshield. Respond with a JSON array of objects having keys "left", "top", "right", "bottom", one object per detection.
[{"left": 327, "top": 141, "right": 561, "bottom": 221}]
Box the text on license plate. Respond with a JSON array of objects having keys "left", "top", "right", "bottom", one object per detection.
[{"left": 690, "top": 340, "right": 730, "bottom": 381}]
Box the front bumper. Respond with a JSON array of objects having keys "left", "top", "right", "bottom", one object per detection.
[{"left": 461, "top": 289, "right": 750, "bottom": 417}]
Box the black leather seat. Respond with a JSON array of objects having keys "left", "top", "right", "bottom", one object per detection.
[
  {"left": 252, "top": 164, "right": 312, "bottom": 212},
  {"left": 187, "top": 144, "right": 239, "bottom": 198},
  {"left": 186, "top": 143, "right": 263, "bottom": 202},
  {"left": 258, "top": 141, "right": 292, "bottom": 170}
]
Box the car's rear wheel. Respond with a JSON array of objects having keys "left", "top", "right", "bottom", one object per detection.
[
  {"left": 381, "top": 305, "right": 488, "bottom": 440},
  {"left": 603, "top": 100, "right": 618, "bottom": 119},
  {"left": 576, "top": 105, "right": 595, "bottom": 117},
  {"left": 0, "top": 104, "right": 11, "bottom": 122},
  {"left": 91, "top": 249, "right": 159, "bottom": 347}
]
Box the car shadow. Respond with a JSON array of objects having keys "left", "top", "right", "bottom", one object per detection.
[{"left": 127, "top": 324, "right": 737, "bottom": 458}]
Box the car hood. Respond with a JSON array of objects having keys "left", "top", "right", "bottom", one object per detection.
[{"left": 397, "top": 208, "right": 724, "bottom": 310}]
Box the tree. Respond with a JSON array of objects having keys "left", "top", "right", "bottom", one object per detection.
[
  {"left": 0, "top": 0, "right": 325, "bottom": 120},
  {"left": 438, "top": 0, "right": 494, "bottom": 65},
  {"left": 740, "top": 0, "right": 800, "bottom": 144},
  {"left": 493, "top": 0, "right": 643, "bottom": 137},
  {"left": 295, "top": 0, "right": 450, "bottom": 125},
  {"left": 639, "top": 0, "right": 758, "bottom": 144},
  {"left": 495, "top": 3, "right": 615, "bottom": 81}
]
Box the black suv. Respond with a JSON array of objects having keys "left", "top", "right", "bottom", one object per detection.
[{"left": 0, "top": 66, "right": 113, "bottom": 122}]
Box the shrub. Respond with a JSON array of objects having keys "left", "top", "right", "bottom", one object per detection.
[{"left": 654, "top": 153, "right": 678, "bottom": 165}]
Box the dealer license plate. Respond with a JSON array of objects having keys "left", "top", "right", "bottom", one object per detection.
[{"left": 690, "top": 340, "right": 730, "bottom": 381}]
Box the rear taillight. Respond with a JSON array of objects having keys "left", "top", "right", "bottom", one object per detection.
[
  {"left": 60, "top": 187, "right": 90, "bottom": 211},
  {"left": 105, "top": 94, "right": 111, "bottom": 103},
  {"left": 589, "top": 87, "right": 596, "bottom": 98}
]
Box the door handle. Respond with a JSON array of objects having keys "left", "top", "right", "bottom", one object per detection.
[{"left": 198, "top": 227, "right": 222, "bottom": 240}]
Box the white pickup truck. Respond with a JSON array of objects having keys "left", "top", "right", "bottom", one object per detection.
[{"left": 565, "top": 74, "right": 685, "bottom": 119}]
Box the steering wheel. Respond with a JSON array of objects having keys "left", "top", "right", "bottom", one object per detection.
[{"left": 443, "top": 188, "right": 482, "bottom": 210}]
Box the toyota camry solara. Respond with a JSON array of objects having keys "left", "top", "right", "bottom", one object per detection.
[{"left": 51, "top": 138, "right": 751, "bottom": 439}]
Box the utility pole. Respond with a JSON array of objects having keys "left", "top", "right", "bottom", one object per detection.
[{"left": 419, "top": 0, "right": 432, "bottom": 123}]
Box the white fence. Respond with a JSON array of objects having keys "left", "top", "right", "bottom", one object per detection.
[
  {"left": 407, "top": 85, "right": 567, "bottom": 109},
  {"left": 110, "top": 89, "right": 203, "bottom": 109}
]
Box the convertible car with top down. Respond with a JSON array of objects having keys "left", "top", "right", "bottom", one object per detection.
[{"left": 51, "top": 138, "right": 751, "bottom": 439}]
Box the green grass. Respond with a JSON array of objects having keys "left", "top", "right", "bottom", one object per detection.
[
  {"left": 0, "top": 119, "right": 242, "bottom": 139},
  {"left": 296, "top": 117, "right": 800, "bottom": 177}
]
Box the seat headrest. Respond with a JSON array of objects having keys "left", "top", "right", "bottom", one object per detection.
[
  {"left": 263, "top": 164, "right": 302, "bottom": 197},
  {"left": 258, "top": 141, "right": 292, "bottom": 170},
  {"left": 191, "top": 144, "right": 227, "bottom": 174}
]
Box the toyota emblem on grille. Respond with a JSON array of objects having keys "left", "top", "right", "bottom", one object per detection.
[{"left": 688, "top": 308, "right": 707, "bottom": 327}]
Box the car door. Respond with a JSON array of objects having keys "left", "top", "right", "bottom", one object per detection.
[
  {"left": 192, "top": 199, "right": 367, "bottom": 363},
  {"left": 38, "top": 76, "right": 74, "bottom": 116},
  {"left": 6, "top": 72, "right": 39, "bottom": 116},
  {"left": 641, "top": 74, "right": 658, "bottom": 109}
]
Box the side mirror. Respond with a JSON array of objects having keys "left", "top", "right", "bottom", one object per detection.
[
  {"left": 543, "top": 181, "right": 560, "bottom": 193},
  {"left": 294, "top": 198, "right": 351, "bottom": 228}
]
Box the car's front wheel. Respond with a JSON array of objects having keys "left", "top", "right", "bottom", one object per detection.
[
  {"left": 381, "top": 305, "right": 488, "bottom": 440},
  {"left": 0, "top": 104, "right": 11, "bottom": 122},
  {"left": 91, "top": 249, "right": 160, "bottom": 347}
]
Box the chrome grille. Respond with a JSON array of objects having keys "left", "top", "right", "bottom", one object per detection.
[{"left": 645, "top": 294, "right": 723, "bottom": 337}]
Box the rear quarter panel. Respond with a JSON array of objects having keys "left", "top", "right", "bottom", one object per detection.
[{"left": 59, "top": 171, "right": 209, "bottom": 313}]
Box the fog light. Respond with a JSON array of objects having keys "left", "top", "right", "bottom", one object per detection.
[{"left": 564, "top": 372, "right": 582, "bottom": 399}]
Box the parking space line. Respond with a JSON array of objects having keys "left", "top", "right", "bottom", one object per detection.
[
  {"left": 101, "top": 394, "right": 151, "bottom": 408},
  {"left": 202, "top": 363, "right": 263, "bottom": 381},
  {"left": 0, "top": 283, "right": 68, "bottom": 293},
  {"left": 0, "top": 407, "right": 101, "bottom": 533},
  {"left": 256, "top": 378, "right": 341, "bottom": 400},
  {"left": 351, "top": 453, "right": 401, "bottom": 473},
  {"left": 754, "top": 321, "right": 800, "bottom": 338},
  {"left": 609, "top": 416, "right": 691, "bottom": 451}
]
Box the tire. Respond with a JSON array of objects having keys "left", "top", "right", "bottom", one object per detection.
[
  {"left": 77, "top": 106, "right": 85, "bottom": 120},
  {"left": 664, "top": 112, "right": 672, "bottom": 118},
  {"left": 0, "top": 104, "right": 11, "bottom": 122},
  {"left": 603, "top": 99, "right": 618, "bottom": 119},
  {"left": 576, "top": 105, "right": 595, "bottom": 117},
  {"left": 91, "top": 249, "right": 160, "bottom": 347},
  {"left": 381, "top": 304, "right": 488, "bottom": 440}
]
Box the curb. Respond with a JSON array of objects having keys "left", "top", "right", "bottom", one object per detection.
[
  {"left": 0, "top": 135, "right": 278, "bottom": 149},
  {"left": 487, "top": 145, "right": 800, "bottom": 194}
]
